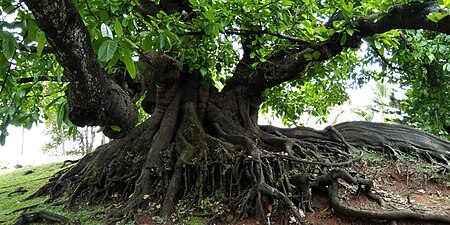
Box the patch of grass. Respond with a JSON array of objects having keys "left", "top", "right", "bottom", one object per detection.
[
  {"left": 0, "top": 162, "right": 106, "bottom": 224},
  {"left": 185, "top": 216, "right": 208, "bottom": 225}
]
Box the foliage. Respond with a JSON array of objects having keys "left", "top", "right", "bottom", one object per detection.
[
  {"left": 361, "top": 28, "right": 450, "bottom": 137},
  {"left": 1, "top": 0, "right": 450, "bottom": 145},
  {"left": 42, "top": 124, "right": 101, "bottom": 156}
]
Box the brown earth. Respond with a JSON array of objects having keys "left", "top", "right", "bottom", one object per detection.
[{"left": 135, "top": 159, "right": 450, "bottom": 225}]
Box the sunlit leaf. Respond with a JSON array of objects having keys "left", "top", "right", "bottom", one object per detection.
[
  {"left": 115, "top": 21, "right": 123, "bottom": 37},
  {"left": 101, "top": 23, "right": 114, "bottom": 39},
  {"left": 156, "top": 34, "right": 166, "bottom": 50},
  {"left": 36, "top": 31, "right": 46, "bottom": 56},
  {"left": 110, "top": 125, "right": 121, "bottom": 131},
  {"left": 57, "top": 102, "right": 66, "bottom": 129},
  {"left": 123, "top": 48, "right": 136, "bottom": 79},
  {"left": 98, "top": 39, "right": 118, "bottom": 62},
  {"left": 1, "top": 31, "right": 17, "bottom": 59}
]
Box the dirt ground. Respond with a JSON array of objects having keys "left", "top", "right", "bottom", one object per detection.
[{"left": 135, "top": 160, "right": 450, "bottom": 225}]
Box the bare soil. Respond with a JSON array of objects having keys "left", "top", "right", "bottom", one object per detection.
[{"left": 135, "top": 160, "right": 450, "bottom": 225}]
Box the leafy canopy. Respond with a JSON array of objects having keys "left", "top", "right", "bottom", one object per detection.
[{"left": 1, "top": 0, "right": 450, "bottom": 145}]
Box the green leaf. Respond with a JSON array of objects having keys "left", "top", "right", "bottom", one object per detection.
[
  {"left": 98, "top": 39, "right": 118, "bottom": 62},
  {"left": 63, "top": 103, "right": 73, "bottom": 127},
  {"left": 427, "top": 12, "right": 449, "bottom": 23},
  {"left": 142, "top": 36, "right": 153, "bottom": 51},
  {"left": 101, "top": 23, "right": 114, "bottom": 38},
  {"left": 189, "top": 0, "right": 200, "bottom": 7},
  {"left": 123, "top": 48, "right": 136, "bottom": 79},
  {"left": 346, "top": 29, "right": 354, "bottom": 36},
  {"left": 1, "top": 31, "right": 17, "bottom": 59},
  {"left": 304, "top": 53, "right": 314, "bottom": 60},
  {"left": 110, "top": 125, "right": 121, "bottom": 131},
  {"left": 45, "top": 96, "right": 64, "bottom": 110},
  {"left": 57, "top": 102, "right": 66, "bottom": 129},
  {"left": 342, "top": 2, "right": 353, "bottom": 12},
  {"left": 374, "top": 39, "right": 381, "bottom": 49},
  {"left": 312, "top": 51, "right": 320, "bottom": 60},
  {"left": 36, "top": 31, "right": 46, "bottom": 56},
  {"left": 204, "top": 24, "right": 215, "bottom": 35},
  {"left": 115, "top": 21, "right": 123, "bottom": 37},
  {"left": 426, "top": 52, "right": 435, "bottom": 62},
  {"left": 445, "top": 0, "right": 450, "bottom": 7},
  {"left": 124, "top": 38, "right": 139, "bottom": 49},
  {"left": 305, "top": 27, "right": 314, "bottom": 36},
  {"left": 340, "top": 34, "right": 347, "bottom": 46},
  {"left": 200, "top": 67, "right": 208, "bottom": 76},
  {"left": 0, "top": 134, "right": 5, "bottom": 146},
  {"left": 156, "top": 34, "right": 166, "bottom": 50}
]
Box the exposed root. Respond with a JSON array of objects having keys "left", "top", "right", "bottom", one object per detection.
[
  {"left": 7, "top": 204, "right": 39, "bottom": 215},
  {"left": 258, "top": 182, "right": 308, "bottom": 225},
  {"left": 23, "top": 111, "right": 450, "bottom": 225},
  {"left": 7, "top": 187, "right": 28, "bottom": 197},
  {"left": 12, "top": 211, "right": 69, "bottom": 225},
  {"left": 307, "top": 169, "right": 450, "bottom": 223},
  {"left": 60, "top": 159, "right": 80, "bottom": 168}
]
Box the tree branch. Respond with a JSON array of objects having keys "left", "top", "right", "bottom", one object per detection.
[
  {"left": 16, "top": 76, "right": 68, "bottom": 84},
  {"left": 18, "top": 43, "right": 54, "bottom": 54},
  {"left": 357, "top": 1, "right": 450, "bottom": 36},
  {"left": 225, "top": 0, "right": 450, "bottom": 96},
  {"left": 23, "top": 0, "right": 138, "bottom": 138},
  {"left": 134, "top": 0, "right": 192, "bottom": 17}
]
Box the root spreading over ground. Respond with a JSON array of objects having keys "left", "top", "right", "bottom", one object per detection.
[
  {"left": 21, "top": 54, "right": 450, "bottom": 225},
  {"left": 24, "top": 109, "right": 450, "bottom": 224}
]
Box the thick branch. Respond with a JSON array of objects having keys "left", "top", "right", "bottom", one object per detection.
[
  {"left": 15, "top": 76, "right": 68, "bottom": 84},
  {"left": 357, "top": 1, "right": 450, "bottom": 36},
  {"left": 134, "top": 0, "right": 192, "bottom": 17},
  {"left": 225, "top": 0, "right": 450, "bottom": 96},
  {"left": 23, "top": 0, "right": 138, "bottom": 138}
]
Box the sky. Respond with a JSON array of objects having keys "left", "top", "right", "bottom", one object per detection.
[
  {"left": 0, "top": 124, "right": 100, "bottom": 167},
  {"left": 0, "top": 124, "right": 53, "bottom": 166}
]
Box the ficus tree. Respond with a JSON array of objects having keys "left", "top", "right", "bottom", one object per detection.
[{"left": 1, "top": 0, "right": 450, "bottom": 224}]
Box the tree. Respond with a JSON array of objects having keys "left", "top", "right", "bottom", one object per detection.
[
  {"left": 2, "top": 0, "right": 450, "bottom": 224},
  {"left": 42, "top": 124, "right": 100, "bottom": 156}
]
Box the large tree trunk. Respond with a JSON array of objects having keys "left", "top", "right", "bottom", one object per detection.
[
  {"left": 27, "top": 57, "right": 450, "bottom": 224},
  {"left": 21, "top": 0, "right": 450, "bottom": 224}
]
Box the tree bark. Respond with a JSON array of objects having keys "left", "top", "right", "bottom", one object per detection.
[
  {"left": 24, "top": 0, "right": 138, "bottom": 138},
  {"left": 21, "top": 0, "right": 450, "bottom": 224}
]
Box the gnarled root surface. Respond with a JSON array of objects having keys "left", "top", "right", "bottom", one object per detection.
[
  {"left": 315, "top": 169, "right": 450, "bottom": 224},
  {"left": 12, "top": 211, "right": 69, "bottom": 225},
  {"left": 25, "top": 114, "right": 450, "bottom": 224},
  {"left": 24, "top": 72, "right": 450, "bottom": 224}
]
